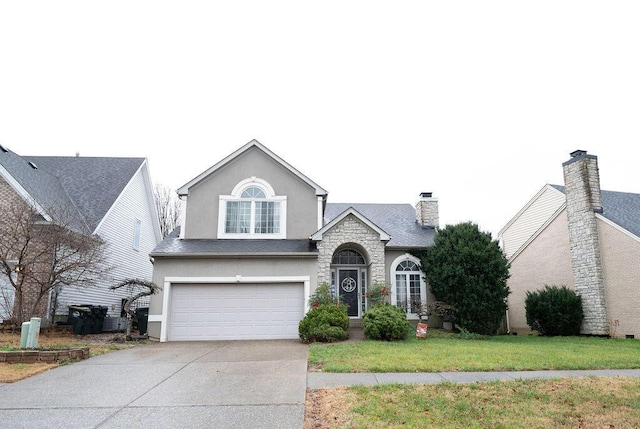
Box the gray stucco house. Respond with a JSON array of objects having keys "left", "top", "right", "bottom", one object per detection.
[{"left": 148, "top": 140, "right": 438, "bottom": 341}]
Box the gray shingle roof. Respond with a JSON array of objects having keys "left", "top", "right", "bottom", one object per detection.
[
  {"left": 325, "top": 203, "right": 435, "bottom": 248},
  {"left": 0, "top": 146, "right": 88, "bottom": 231},
  {"left": 151, "top": 228, "right": 318, "bottom": 256},
  {"left": 0, "top": 146, "right": 145, "bottom": 233},
  {"left": 25, "top": 155, "right": 145, "bottom": 231},
  {"left": 550, "top": 184, "right": 640, "bottom": 238}
]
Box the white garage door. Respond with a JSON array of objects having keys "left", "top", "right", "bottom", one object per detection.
[{"left": 169, "top": 283, "right": 304, "bottom": 341}]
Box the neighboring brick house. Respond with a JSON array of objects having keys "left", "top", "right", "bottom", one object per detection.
[
  {"left": 148, "top": 140, "right": 438, "bottom": 341},
  {"left": 0, "top": 144, "right": 162, "bottom": 324},
  {"left": 499, "top": 150, "right": 640, "bottom": 338}
]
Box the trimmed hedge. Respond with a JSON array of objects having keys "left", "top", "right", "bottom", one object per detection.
[
  {"left": 298, "top": 304, "right": 349, "bottom": 343},
  {"left": 525, "top": 285, "right": 583, "bottom": 336},
  {"left": 363, "top": 304, "right": 410, "bottom": 341}
]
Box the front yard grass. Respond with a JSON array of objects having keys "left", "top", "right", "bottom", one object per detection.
[
  {"left": 306, "top": 377, "right": 640, "bottom": 428},
  {"left": 308, "top": 329, "right": 640, "bottom": 373},
  {"left": 306, "top": 330, "right": 640, "bottom": 428}
]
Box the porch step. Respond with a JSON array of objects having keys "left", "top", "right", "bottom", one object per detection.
[{"left": 349, "top": 319, "right": 363, "bottom": 328}]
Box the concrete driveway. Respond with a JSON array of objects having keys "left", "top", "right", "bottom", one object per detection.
[{"left": 0, "top": 340, "right": 308, "bottom": 429}]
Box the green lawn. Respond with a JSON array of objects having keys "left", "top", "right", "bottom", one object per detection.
[
  {"left": 308, "top": 329, "right": 640, "bottom": 373},
  {"left": 316, "top": 377, "right": 640, "bottom": 428}
]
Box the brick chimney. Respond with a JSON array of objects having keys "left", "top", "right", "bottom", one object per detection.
[
  {"left": 562, "top": 150, "right": 608, "bottom": 335},
  {"left": 415, "top": 192, "right": 439, "bottom": 228}
]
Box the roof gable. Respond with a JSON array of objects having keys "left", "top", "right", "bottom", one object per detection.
[
  {"left": 26, "top": 156, "right": 146, "bottom": 232},
  {"left": 0, "top": 146, "right": 87, "bottom": 230},
  {"left": 311, "top": 206, "right": 391, "bottom": 241},
  {"left": 177, "top": 139, "right": 327, "bottom": 197},
  {"left": 1, "top": 145, "right": 148, "bottom": 233},
  {"left": 323, "top": 203, "right": 435, "bottom": 248},
  {"left": 552, "top": 185, "right": 640, "bottom": 239}
]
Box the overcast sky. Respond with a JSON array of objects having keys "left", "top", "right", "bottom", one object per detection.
[{"left": 1, "top": 1, "right": 638, "bottom": 237}]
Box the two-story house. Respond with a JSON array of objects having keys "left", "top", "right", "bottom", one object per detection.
[
  {"left": 0, "top": 145, "right": 161, "bottom": 324},
  {"left": 148, "top": 140, "right": 438, "bottom": 341}
]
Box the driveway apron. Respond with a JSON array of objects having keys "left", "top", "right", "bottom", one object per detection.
[{"left": 0, "top": 340, "right": 308, "bottom": 429}]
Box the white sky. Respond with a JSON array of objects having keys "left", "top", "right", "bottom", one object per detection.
[{"left": 1, "top": 1, "right": 639, "bottom": 237}]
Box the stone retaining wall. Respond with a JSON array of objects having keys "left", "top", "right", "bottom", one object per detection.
[{"left": 0, "top": 347, "right": 89, "bottom": 363}]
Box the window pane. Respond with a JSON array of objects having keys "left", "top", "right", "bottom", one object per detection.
[
  {"left": 396, "top": 260, "right": 420, "bottom": 271},
  {"left": 409, "top": 274, "right": 421, "bottom": 313},
  {"left": 395, "top": 274, "right": 407, "bottom": 312},
  {"left": 241, "top": 186, "right": 266, "bottom": 198},
  {"left": 254, "top": 201, "right": 280, "bottom": 234},
  {"left": 332, "top": 249, "right": 365, "bottom": 265},
  {"left": 225, "top": 201, "right": 251, "bottom": 233}
]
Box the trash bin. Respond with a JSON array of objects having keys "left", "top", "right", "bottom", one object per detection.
[
  {"left": 89, "top": 305, "right": 108, "bottom": 334},
  {"left": 135, "top": 307, "right": 149, "bottom": 335},
  {"left": 69, "top": 305, "right": 108, "bottom": 335},
  {"left": 68, "top": 305, "right": 92, "bottom": 335}
]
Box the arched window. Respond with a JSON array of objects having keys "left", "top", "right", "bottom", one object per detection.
[
  {"left": 219, "top": 178, "right": 287, "bottom": 238},
  {"left": 391, "top": 255, "right": 427, "bottom": 317},
  {"left": 332, "top": 248, "right": 365, "bottom": 265}
]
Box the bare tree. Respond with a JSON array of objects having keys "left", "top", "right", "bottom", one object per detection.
[
  {"left": 0, "top": 201, "right": 111, "bottom": 325},
  {"left": 153, "top": 184, "right": 182, "bottom": 238},
  {"left": 110, "top": 278, "right": 161, "bottom": 340}
]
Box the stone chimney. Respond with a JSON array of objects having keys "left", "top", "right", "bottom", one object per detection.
[
  {"left": 562, "top": 150, "right": 608, "bottom": 335},
  {"left": 415, "top": 192, "right": 439, "bottom": 228}
]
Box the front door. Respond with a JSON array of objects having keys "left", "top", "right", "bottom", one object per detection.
[{"left": 338, "top": 269, "right": 359, "bottom": 317}]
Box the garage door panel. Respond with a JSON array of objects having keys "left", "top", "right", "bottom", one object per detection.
[{"left": 169, "top": 283, "right": 304, "bottom": 341}]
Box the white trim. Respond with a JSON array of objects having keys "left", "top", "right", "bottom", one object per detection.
[
  {"left": 317, "top": 196, "right": 323, "bottom": 231},
  {"left": 390, "top": 253, "right": 427, "bottom": 320},
  {"left": 498, "top": 184, "right": 565, "bottom": 237},
  {"left": 177, "top": 140, "right": 328, "bottom": 197},
  {"left": 218, "top": 177, "right": 287, "bottom": 239},
  {"left": 155, "top": 275, "right": 311, "bottom": 342},
  {"left": 230, "top": 177, "right": 276, "bottom": 197},
  {"left": 0, "top": 164, "right": 51, "bottom": 221},
  {"left": 311, "top": 207, "right": 391, "bottom": 241},
  {"left": 179, "top": 195, "right": 187, "bottom": 239},
  {"left": 218, "top": 196, "right": 287, "bottom": 239},
  {"left": 596, "top": 212, "right": 640, "bottom": 243}
]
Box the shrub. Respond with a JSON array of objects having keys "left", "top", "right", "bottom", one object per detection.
[
  {"left": 365, "top": 283, "right": 391, "bottom": 307},
  {"left": 298, "top": 304, "right": 349, "bottom": 343},
  {"left": 308, "top": 282, "right": 340, "bottom": 308},
  {"left": 363, "top": 303, "right": 410, "bottom": 341},
  {"left": 525, "top": 285, "right": 583, "bottom": 336}
]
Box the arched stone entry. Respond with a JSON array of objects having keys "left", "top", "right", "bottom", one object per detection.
[{"left": 313, "top": 212, "right": 388, "bottom": 318}]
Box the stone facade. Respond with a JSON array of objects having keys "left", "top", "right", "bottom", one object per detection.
[
  {"left": 315, "top": 214, "right": 387, "bottom": 286},
  {"left": 415, "top": 192, "right": 439, "bottom": 228},
  {"left": 562, "top": 151, "right": 608, "bottom": 335}
]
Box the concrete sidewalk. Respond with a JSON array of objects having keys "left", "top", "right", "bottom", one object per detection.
[{"left": 307, "top": 369, "right": 640, "bottom": 389}]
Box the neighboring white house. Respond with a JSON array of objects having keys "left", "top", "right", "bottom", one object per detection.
[{"left": 0, "top": 145, "right": 162, "bottom": 323}]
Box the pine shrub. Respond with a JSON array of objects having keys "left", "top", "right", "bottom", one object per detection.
[
  {"left": 363, "top": 303, "right": 410, "bottom": 341},
  {"left": 525, "top": 285, "right": 583, "bottom": 336},
  {"left": 298, "top": 304, "right": 349, "bottom": 343}
]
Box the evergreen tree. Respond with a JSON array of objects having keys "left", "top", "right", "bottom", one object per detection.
[{"left": 418, "top": 222, "right": 510, "bottom": 335}]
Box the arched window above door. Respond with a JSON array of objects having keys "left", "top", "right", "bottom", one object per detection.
[{"left": 332, "top": 248, "right": 365, "bottom": 265}]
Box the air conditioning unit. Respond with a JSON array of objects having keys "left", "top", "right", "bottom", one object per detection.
[{"left": 102, "top": 316, "right": 128, "bottom": 332}]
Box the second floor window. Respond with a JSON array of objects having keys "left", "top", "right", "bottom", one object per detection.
[{"left": 219, "top": 179, "right": 286, "bottom": 238}]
